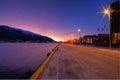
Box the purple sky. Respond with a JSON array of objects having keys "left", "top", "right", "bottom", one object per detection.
[{"left": 0, "top": 0, "right": 116, "bottom": 41}]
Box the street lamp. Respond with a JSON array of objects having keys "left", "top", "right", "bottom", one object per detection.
[
  {"left": 77, "top": 28, "right": 81, "bottom": 44},
  {"left": 101, "top": 5, "right": 111, "bottom": 48},
  {"left": 103, "top": 7, "right": 111, "bottom": 20},
  {"left": 77, "top": 29, "right": 80, "bottom": 32}
]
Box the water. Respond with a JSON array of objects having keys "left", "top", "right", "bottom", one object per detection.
[{"left": 0, "top": 43, "right": 57, "bottom": 79}]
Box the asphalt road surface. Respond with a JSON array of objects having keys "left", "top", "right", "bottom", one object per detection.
[{"left": 41, "top": 43, "right": 120, "bottom": 79}]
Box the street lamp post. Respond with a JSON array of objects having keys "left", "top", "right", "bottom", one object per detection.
[
  {"left": 77, "top": 29, "right": 81, "bottom": 45},
  {"left": 102, "top": 6, "right": 111, "bottom": 48}
]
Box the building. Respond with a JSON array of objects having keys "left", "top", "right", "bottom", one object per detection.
[
  {"left": 96, "top": 34, "right": 109, "bottom": 46},
  {"left": 110, "top": 1, "right": 120, "bottom": 47},
  {"left": 83, "top": 35, "right": 93, "bottom": 44},
  {"left": 81, "top": 34, "right": 109, "bottom": 46}
]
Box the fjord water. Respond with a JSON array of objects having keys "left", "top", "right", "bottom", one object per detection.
[{"left": 0, "top": 43, "right": 57, "bottom": 79}]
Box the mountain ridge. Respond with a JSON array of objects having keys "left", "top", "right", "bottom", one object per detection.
[{"left": 0, "top": 25, "right": 55, "bottom": 42}]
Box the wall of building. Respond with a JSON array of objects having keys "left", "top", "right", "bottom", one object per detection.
[{"left": 110, "top": 1, "right": 120, "bottom": 45}]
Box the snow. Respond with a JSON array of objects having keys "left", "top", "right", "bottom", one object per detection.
[
  {"left": 0, "top": 43, "right": 57, "bottom": 79},
  {"left": 0, "top": 25, "right": 33, "bottom": 35},
  {"left": 41, "top": 43, "right": 120, "bottom": 79}
]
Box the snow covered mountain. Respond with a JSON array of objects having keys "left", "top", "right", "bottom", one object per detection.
[{"left": 0, "top": 25, "right": 55, "bottom": 42}]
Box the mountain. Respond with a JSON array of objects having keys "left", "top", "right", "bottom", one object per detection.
[{"left": 0, "top": 25, "right": 55, "bottom": 42}]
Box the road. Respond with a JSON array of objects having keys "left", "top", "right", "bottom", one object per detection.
[{"left": 41, "top": 43, "right": 120, "bottom": 79}]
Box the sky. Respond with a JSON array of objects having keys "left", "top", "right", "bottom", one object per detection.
[{"left": 0, "top": 0, "right": 117, "bottom": 41}]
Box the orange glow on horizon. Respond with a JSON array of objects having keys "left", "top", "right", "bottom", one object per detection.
[{"left": 47, "top": 35, "right": 65, "bottom": 41}]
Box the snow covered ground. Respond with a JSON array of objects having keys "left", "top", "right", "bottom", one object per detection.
[
  {"left": 0, "top": 43, "right": 57, "bottom": 79},
  {"left": 41, "top": 43, "right": 120, "bottom": 79}
]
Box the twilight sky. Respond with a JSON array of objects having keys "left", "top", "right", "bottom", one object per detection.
[{"left": 0, "top": 0, "right": 116, "bottom": 41}]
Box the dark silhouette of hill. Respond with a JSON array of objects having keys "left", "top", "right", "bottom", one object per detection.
[{"left": 0, "top": 25, "right": 55, "bottom": 42}]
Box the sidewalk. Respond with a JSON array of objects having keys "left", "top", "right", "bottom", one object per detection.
[{"left": 77, "top": 44, "right": 120, "bottom": 51}]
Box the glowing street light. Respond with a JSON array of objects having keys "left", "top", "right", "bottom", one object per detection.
[
  {"left": 77, "top": 29, "right": 80, "bottom": 32},
  {"left": 101, "top": 5, "right": 112, "bottom": 48},
  {"left": 77, "top": 28, "right": 81, "bottom": 44},
  {"left": 104, "top": 9, "right": 109, "bottom": 14},
  {"left": 100, "top": 4, "right": 114, "bottom": 20},
  {"left": 103, "top": 7, "right": 111, "bottom": 20}
]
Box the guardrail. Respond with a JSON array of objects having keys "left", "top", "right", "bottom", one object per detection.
[{"left": 29, "top": 43, "right": 61, "bottom": 79}]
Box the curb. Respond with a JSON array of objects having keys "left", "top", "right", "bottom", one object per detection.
[{"left": 29, "top": 43, "right": 61, "bottom": 79}]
